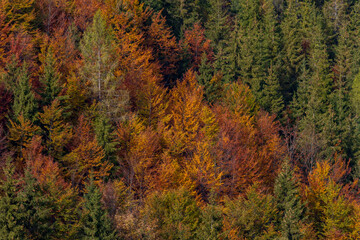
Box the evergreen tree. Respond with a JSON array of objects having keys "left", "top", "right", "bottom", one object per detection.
[
  {"left": 224, "top": 184, "right": 278, "bottom": 239},
  {"left": 205, "top": 0, "right": 230, "bottom": 52},
  {"left": 143, "top": 188, "right": 201, "bottom": 239},
  {"left": 80, "top": 178, "right": 116, "bottom": 239},
  {"left": 38, "top": 48, "right": 62, "bottom": 108},
  {"left": 198, "top": 54, "right": 222, "bottom": 104},
  {"left": 93, "top": 113, "right": 117, "bottom": 164},
  {"left": 196, "top": 190, "right": 223, "bottom": 240},
  {"left": 274, "top": 160, "right": 306, "bottom": 240},
  {"left": 18, "top": 169, "right": 52, "bottom": 240},
  {"left": 0, "top": 159, "right": 24, "bottom": 239},
  {"left": 2, "top": 59, "right": 37, "bottom": 122}
]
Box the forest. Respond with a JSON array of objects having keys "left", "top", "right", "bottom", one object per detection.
[{"left": 0, "top": 0, "right": 360, "bottom": 239}]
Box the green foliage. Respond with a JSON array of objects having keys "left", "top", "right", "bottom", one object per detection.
[
  {"left": 18, "top": 169, "right": 52, "bottom": 240},
  {"left": 0, "top": 159, "right": 24, "bottom": 239},
  {"left": 80, "top": 10, "right": 127, "bottom": 121},
  {"left": 81, "top": 178, "right": 116, "bottom": 239},
  {"left": 93, "top": 113, "right": 117, "bottom": 164},
  {"left": 143, "top": 188, "right": 201, "bottom": 239},
  {"left": 196, "top": 191, "right": 223, "bottom": 240},
  {"left": 39, "top": 48, "right": 63, "bottom": 108},
  {"left": 197, "top": 54, "right": 222, "bottom": 104},
  {"left": 274, "top": 160, "right": 306, "bottom": 239},
  {"left": 2, "top": 60, "right": 37, "bottom": 122},
  {"left": 224, "top": 184, "right": 279, "bottom": 239}
]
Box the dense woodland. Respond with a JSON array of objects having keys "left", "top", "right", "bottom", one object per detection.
[{"left": 1, "top": 0, "right": 360, "bottom": 239}]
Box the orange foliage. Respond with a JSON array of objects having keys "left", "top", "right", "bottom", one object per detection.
[
  {"left": 182, "top": 23, "right": 213, "bottom": 70},
  {"left": 213, "top": 83, "right": 284, "bottom": 197},
  {"left": 62, "top": 115, "right": 112, "bottom": 189},
  {"left": 115, "top": 115, "right": 161, "bottom": 198}
]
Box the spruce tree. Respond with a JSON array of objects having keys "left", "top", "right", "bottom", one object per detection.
[
  {"left": 3, "top": 60, "right": 37, "bottom": 122},
  {"left": 18, "top": 169, "right": 52, "bottom": 240},
  {"left": 38, "top": 48, "right": 62, "bottom": 108},
  {"left": 93, "top": 114, "right": 117, "bottom": 164},
  {"left": 274, "top": 160, "right": 306, "bottom": 240},
  {"left": 196, "top": 190, "right": 223, "bottom": 240},
  {"left": 198, "top": 54, "right": 222, "bottom": 104},
  {"left": 81, "top": 178, "right": 116, "bottom": 239},
  {"left": 205, "top": 0, "right": 230, "bottom": 52},
  {"left": 0, "top": 159, "right": 24, "bottom": 239}
]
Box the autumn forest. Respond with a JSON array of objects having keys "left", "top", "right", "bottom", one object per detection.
[{"left": 1, "top": 0, "right": 360, "bottom": 239}]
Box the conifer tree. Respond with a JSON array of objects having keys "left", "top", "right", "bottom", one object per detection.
[
  {"left": 198, "top": 54, "right": 222, "bottom": 104},
  {"left": 0, "top": 159, "right": 24, "bottom": 239},
  {"left": 274, "top": 160, "right": 305, "bottom": 240},
  {"left": 18, "top": 168, "right": 52, "bottom": 240},
  {"left": 3, "top": 60, "right": 37, "bottom": 122},
  {"left": 80, "top": 178, "right": 116, "bottom": 239},
  {"left": 196, "top": 190, "right": 223, "bottom": 240},
  {"left": 93, "top": 114, "right": 116, "bottom": 164},
  {"left": 143, "top": 188, "right": 201, "bottom": 239},
  {"left": 205, "top": 0, "right": 230, "bottom": 52},
  {"left": 38, "top": 48, "right": 62, "bottom": 108}
]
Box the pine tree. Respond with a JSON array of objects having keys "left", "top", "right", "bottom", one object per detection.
[
  {"left": 0, "top": 159, "right": 24, "bottom": 239},
  {"left": 143, "top": 188, "right": 201, "bottom": 239},
  {"left": 224, "top": 184, "right": 278, "bottom": 239},
  {"left": 274, "top": 160, "right": 306, "bottom": 240},
  {"left": 81, "top": 178, "right": 116, "bottom": 239}
]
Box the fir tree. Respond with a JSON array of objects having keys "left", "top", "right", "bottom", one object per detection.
[
  {"left": 80, "top": 178, "right": 116, "bottom": 239},
  {"left": 274, "top": 160, "right": 306, "bottom": 240}
]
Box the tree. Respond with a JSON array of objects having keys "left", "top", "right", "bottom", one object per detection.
[
  {"left": 274, "top": 160, "right": 306, "bottom": 239},
  {"left": 7, "top": 114, "right": 39, "bottom": 167},
  {"left": 18, "top": 168, "right": 52, "bottom": 240},
  {"left": 80, "top": 178, "right": 116, "bottom": 239},
  {"left": 80, "top": 10, "right": 125, "bottom": 121},
  {"left": 38, "top": 47, "right": 63, "bottom": 108},
  {"left": 0, "top": 158, "right": 24, "bottom": 239},
  {"left": 196, "top": 190, "right": 223, "bottom": 240},
  {"left": 22, "top": 135, "right": 81, "bottom": 239},
  {"left": 3, "top": 61, "right": 37, "bottom": 122},
  {"left": 197, "top": 54, "right": 222, "bottom": 104},
  {"left": 205, "top": 0, "right": 230, "bottom": 52},
  {"left": 62, "top": 115, "right": 112, "bottom": 190},
  {"left": 223, "top": 184, "right": 278, "bottom": 239},
  {"left": 37, "top": 99, "right": 72, "bottom": 160},
  {"left": 143, "top": 188, "right": 201, "bottom": 239},
  {"left": 305, "top": 159, "right": 357, "bottom": 238}
]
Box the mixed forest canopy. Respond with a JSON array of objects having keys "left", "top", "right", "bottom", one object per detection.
[{"left": 1, "top": 0, "right": 360, "bottom": 238}]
